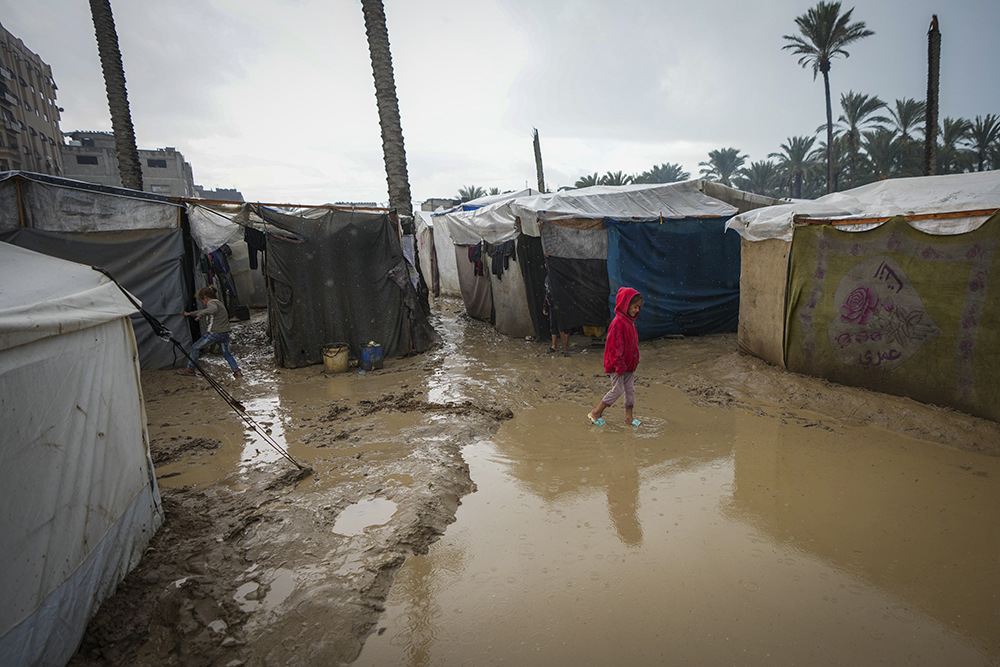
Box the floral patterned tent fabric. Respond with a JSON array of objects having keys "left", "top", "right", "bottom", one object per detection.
[{"left": 786, "top": 212, "right": 1000, "bottom": 422}]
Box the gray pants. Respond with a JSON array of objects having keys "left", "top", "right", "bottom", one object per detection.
[{"left": 601, "top": 372, "right": 635, "bottom": 408}]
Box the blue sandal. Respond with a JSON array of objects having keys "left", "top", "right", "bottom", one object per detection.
[
  {"left": 588, "top": 413, "right": 605, "bottom": 426},
  {"left": 631, "top": 419, "right": 642, "bottom": 427}
]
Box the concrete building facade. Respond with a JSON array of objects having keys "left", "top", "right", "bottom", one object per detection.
[
  {"left": 0, "top": 21, "right": 64, "bottom": 175},
  {"left": 61, "top": 130, "right": 197, "bottom": 197}
]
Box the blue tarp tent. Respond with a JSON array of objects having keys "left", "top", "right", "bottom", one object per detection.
[
  {"left": 513, "top": 181, "right": 778, "bottom": 340},
  {"left": 607, "top": 218, "right": 741, "bottom": 338}
]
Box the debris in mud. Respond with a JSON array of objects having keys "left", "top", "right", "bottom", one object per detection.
[
  {"left": 150, "top": 436, "right": 221, "bottom": 465},
  {"left": 352, "top": 390, "right": 514, "bottom": 421}
]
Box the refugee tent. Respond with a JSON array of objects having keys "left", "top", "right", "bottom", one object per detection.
[
  {"left": 727, "top": 171, "right": 1000, "bottom": 422},
  {"left": 259, "top": 206, "right": 437, "bottom": 368},
  {"left": 0, "top": 171, "right": 193, "bottom": 370},
  {"left": 433, "top": 190, "right": 540, "bottom": 337},
  {"left": 0, "top": 243, "right": 164, "bottom": 667},
  {"left": 511, "top": 180, "right": 780, "bottom": 340}
]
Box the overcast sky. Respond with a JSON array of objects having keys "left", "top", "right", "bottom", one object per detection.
[{"left": 2, "top": 0, "right": 999, "bottom": 206}]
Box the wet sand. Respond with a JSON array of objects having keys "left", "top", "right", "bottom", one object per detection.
[{"left": 69, "top": 301, "right": 1000, "bottom": 666}]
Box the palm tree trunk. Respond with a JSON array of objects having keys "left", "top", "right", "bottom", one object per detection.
[
  {"left": 923, "top": 15, "right": 940, "bottom": 176},
  {"left": 361, "top": 0, "right": 412, "bottom": 218},
  {"left": 89, "top": 0, "right": 142, "bottom": 191},
  {"left": 822, "top": 68, "right": 833, "bottom": 193},
  {"left": 532, "top": 128, "right": 545, "bottom": 193}
]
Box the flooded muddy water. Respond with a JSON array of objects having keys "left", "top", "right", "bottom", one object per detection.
[
  {"left": 71, "top": 301, "right": 1000, "bottom": 667},
  {"left": 357, "top": 381, "right": 1000, "bottom": 666}
]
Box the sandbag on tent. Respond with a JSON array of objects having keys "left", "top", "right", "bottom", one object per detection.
[
  {"left": 607, "top": 218, "right": 741, "bottom": 338},
  {"left": 262, "top": 206, "right": 436, "bottom": 368},
  {"left": 0, "top": 172, "right": 192, "bottom": 370},
  {"left": 0, "top": 243, "right": 163, "bottom": 667}
]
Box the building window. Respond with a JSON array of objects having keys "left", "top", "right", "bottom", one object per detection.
[
  {"left": 81, "top": 137, "right": 95, "bottom": 147},
  {"left": 75, "top": 155, "right": 99, "bottom": 165},
  {"left": 0, "top": 159, "right": 8, "bottom": 171},
  {"left": 147, "top": 158, "right": 168, "bottom": 168},
  {"left": 150, "top": 184, "right": 171, "bottom": 194}
]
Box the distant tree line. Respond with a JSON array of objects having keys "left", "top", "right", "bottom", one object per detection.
[{"left": 458, "top": 3, "right": 999, "bottom": 203}]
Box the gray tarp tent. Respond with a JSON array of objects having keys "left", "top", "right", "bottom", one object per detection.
[
  {"left": 261, "top": 206, "right": 437, "bottom": 368},
  {"left": 0, "top": 171, "right": 192, "bottom": 369}
]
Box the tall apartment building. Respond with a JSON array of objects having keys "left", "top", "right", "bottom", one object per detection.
[
  {"left": 61, "top": 130, "right": 197, "bottom": 197},
  {"left": 0, "top": 21, "right": 64, "bottom": 175}
]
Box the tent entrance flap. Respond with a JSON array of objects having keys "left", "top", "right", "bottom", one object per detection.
[
  {"left": 606, "top": 218, "right": 741, "bottom": 339},
  {"left": 263, "top": 207, "right": 436, "bottom": 368}
]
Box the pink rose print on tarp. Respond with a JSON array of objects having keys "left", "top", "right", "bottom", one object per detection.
[
  {"left": 827, "top": 256, "right": 941, "bottom": 370},
  {"left": 839, "top": 286, "right": 880, "bottom": 325}
]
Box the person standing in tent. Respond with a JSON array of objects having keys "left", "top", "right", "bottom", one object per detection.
[
  {"left": 542, "top": 272, "right": 571, "bottom": 354},
  {"left": 177, "top": 286, "right": 243, "bottom": 378},
  {"left": 588, "top": 287, "right": 643, "bottom": 426}
]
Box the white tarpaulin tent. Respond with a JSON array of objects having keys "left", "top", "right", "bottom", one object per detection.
[
  {"left": 0, "top": 243, "right": 164, "bottom": 666},
  {"left": 726, "top": 170, "right": 1000, "bottom": 242},
  {"left": 433, "top": 191, "right": 536, "bottom": 336}
]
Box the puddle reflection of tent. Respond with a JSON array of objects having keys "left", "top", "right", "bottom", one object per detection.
[
  {"left": 729, "top": 171, "right": 1000, "bottom": 422},
  {"left": 433, "top": 181, "right": 780, "bottom": 342},
  {"left": 0, "top": 243, "right": 163, "bottom": 666}
]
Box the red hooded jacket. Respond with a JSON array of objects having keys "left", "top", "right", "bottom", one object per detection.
[{"left": 603, "top": 287, "right": 641, "bottom": 374}]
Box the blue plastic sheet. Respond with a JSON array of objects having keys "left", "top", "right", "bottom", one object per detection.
[{"left": 606, "top": 218, "right": 740, "bottom": 339}]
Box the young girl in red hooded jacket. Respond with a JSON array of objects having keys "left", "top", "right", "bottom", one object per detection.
[{"left": 589, "top": 287, "right": 643, "bottom": 426}]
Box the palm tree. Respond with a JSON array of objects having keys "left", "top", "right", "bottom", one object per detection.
[
  {"left": 574, "top": 173, "right": 600, "bottom": 188},
  {"left": 968, "top": 114, "right": 1000, "bottom": 172},
  {"left": 863, "top": 127, "right": 905, "bottom": 180},
  {"left": 886, "top": 97, "right": 926, "bottom": 176},
  {"left": 810, "top": 133, "right": 847, "bottom": 194},
  {"left": 783, "top": 1, "right": 874, "bottom": 193},
  {"left": 487, "top": 187, "right": 501, "bottom": 196},
  {"left": 88, "top": 0, "right": 142, "bottom": 191},
  {"left": 886, "top": 98, "right": 926, "bottom": 141},
  {"left": 361, "top": 0, "right": 412, "bottom": 217},
  {"left": 835, "top": 91, "right": 887, "bottom": 188},
  {"left": 736, "top": 160, "right": 781, "bottom": 197},
  {"left": 924, "top": 15, "right": 941, "bottom": 175},
  {"left": 769, "top": 135, "right": 817, "bottom": 199},
  {"left": 699, "top": 148, "right": 747, "bottom": 187},
  {"left": 937, "top": 117, "right": 972, "bottom": 174},
  {"left": 599, "top": 171, "right": 633, "bottom": 186},
  {"left": 632, "top": 163, "right": 690, "bottom": 184},
  {"left": 457, "top": 185, "right": 487, "bottom": 202}
]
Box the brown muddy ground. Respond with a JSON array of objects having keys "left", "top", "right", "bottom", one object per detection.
[{"left": 69, "top": 301, "right": 1000, "bottom": 667}]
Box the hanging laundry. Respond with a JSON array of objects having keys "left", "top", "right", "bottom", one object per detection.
[{"left": 244, "top": 226, "right": 267, "bottom": 270}]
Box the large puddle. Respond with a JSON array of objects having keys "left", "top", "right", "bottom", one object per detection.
[
  {"left": 135, "top": 304, "right": 1000, "bottom": 666},
  {"left": 356, "top": 347, "right": 1000, "bottom": 665}
]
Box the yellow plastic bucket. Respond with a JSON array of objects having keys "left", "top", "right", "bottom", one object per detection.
[{"left": 322, "top": 343, "right": 350, "bottom": 373}]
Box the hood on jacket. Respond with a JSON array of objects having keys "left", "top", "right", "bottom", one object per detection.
[{"left": 614, "top": 286, "right": 642, "bottom": 319}]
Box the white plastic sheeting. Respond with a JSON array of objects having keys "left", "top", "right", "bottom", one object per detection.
[
  {"left": 0, "top": 244, "right": 163, "bottom": 667},
  {"left": 727, "top": 171, "right": 1000, "bottom": 242},
  {"left": 186, "top": 202, "right": 252, "bottom": 254},
  {"left": 512, "top": 181, "right": 739, "bottom": 235}
]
